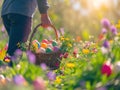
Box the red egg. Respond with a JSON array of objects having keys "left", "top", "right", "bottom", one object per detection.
[
  {"left": 42, "top": 39, "right": 49, "bottom": 44},
  {"left": 49, "top": 40, "right": 53, "bottom": 43}
]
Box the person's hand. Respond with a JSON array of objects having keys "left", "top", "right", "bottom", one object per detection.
[{"left": 41, "top": 13, "right": 52, "bottom": 28}]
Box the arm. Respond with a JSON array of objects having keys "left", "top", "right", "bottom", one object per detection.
[
  {"left": 37, "top": 0, "right": 52, "bottom": 28},
  {"left": 37, "top": 0, "right": 49, "bottom": 14}
]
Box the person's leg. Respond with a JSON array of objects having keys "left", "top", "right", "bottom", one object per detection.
[
  {"left": 7, "top": 13, "right": 32, "bottom": 56},
  {"left": 1, "top": 15, "right": 12, "bottom": 66},
  {"left": 2, "top": 14, "right": 11, "bottom": 36}
]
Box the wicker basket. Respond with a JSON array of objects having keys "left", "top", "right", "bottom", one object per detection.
[{"left": 28, "top": 24, "right": 63, "bottom": 70}]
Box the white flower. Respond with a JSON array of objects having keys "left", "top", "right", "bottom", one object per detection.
[
  {"left": 114, "top": 61, "right": 120, "bottom": 73},
  {"left": 114, "top": 36, "right": 119, "bottom": 41},
  {"left": 101, "top": 47, "right": 109, "bottom": 54}
]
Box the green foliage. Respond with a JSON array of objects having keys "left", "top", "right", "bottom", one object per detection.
[{"left": 1, "top": 1, "right": 120, "bottom": 89}]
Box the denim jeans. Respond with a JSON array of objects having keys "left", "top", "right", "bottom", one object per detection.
[{"left": 2, "top": 13, "right": 32, "bottom": 56}]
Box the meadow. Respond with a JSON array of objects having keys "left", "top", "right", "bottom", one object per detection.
[{"left": 0, "top": 0, "right": 120, "bottom": 90}]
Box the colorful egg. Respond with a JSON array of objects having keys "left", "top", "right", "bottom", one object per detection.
[
  {"left": 52, "top": 40, "right": 58, "bottom": 46},
  {"left": 37, "top": 42, "right": 40, "bottom": 48},
  {"left": 53, "top": 46, "right": 59, "bottom": 52},
  {"left": 41, "top": 43, "right": 48, "bottom": 49},
  {"left": 37, "top": 47, "right": 46, "bottom": 53},
  {"left": 46, "top": 47, "right": 53, "bottom": 53},
  {"left": 32, "top": 43, "right": 38, "bottom": 51},
  {"left": 32, "top": 40, "right": 40, "bottom": 49},
  {"left": 47, "top": 44, "right": 53, "bottom": 49},
  {"left": 42, "top": 39, "right": 49, "bottom": 44},
  {"left": 49, "top": 40, "right": 53, "bottom": 44}
]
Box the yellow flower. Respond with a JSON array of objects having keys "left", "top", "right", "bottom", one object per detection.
[
  {"left": 109, "top": 40, "right": 113, "bottom": 44},
  {"left": 60, "top": 36, "right": 65, "bottom": 41},
  {"left": 66, "top": 63, "right": 75, "bottom": 68},
  {"left": 17, "top": 43, "right": 21, "bottom": 48},
  {"left": 118, "top": 20, "right": 120, "bottom": 23},
  {"left": 116, "top": 24, "right": 120, "bottom": 29},
  {"left": 67, "top": 43, "right": 72, "bottom": 47},
  {"left": 65, "top": 38, "right": 69, "bottom": 41},
  {"left": 0, "top": 48, "right": 6, "bottom": 60},
  {"left": 55, "top": 77, "right": 62, "bottom": 84},
  {"left": 117, "top": 32, "right": 120, "bottom": 36},
  {"left": 82, "top": 49, "right": 90, "bottom": 54}
]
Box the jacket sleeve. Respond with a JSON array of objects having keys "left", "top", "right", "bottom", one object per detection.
[{"left": 36, "top": 0, "right": 49, "bottom": 14}]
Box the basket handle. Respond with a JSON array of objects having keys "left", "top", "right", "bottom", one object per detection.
[{"left": 28, "top": 24, "right": 59, "bottom": 50}]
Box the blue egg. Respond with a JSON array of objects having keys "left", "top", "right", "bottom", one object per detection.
[
  {"left": 34, "top": 40, "right": 40, "bottom": 48},
  {"left": 37, "top": 42, "right": 40, "bottom": 48}
]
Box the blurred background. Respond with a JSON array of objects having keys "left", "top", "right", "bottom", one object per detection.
[{"left": 0, "top": 0, "right": 120, "bottom": 41}]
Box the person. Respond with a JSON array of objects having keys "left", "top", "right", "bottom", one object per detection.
[{"left": 1, "top": 0, "right": 52, "bottom": 66}]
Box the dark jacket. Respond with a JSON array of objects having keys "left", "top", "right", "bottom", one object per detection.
[{"left": 1, "top": 0, "right": 49, "bottom": 17}]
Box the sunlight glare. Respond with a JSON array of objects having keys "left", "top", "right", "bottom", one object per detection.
[
  {"left": 92, "top": 0, "right": 109, "bottom": 9},
  {"left": 72, "top": 1, "right": 80, "bottom": 11}
]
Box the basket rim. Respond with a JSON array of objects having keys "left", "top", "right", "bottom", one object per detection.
[{"left": 34, "top": 50, "right": 64, "bottom": 55}]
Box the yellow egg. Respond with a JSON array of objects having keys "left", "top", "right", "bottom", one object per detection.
[{"left": 32, "top": 43, "right": 38, "bottom": 51}]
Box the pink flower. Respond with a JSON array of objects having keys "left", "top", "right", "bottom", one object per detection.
[
  {"left": 40, "top": 63, "right": 47, "bottom": 70},
  {"left": 13, "top": 75, "right": 26, "bottom": 85},
  {"left": 27, "top": 51, "right": 36, "bottom": 64},
  {"left": 4, "top": 43, "right": 8, "bottom": 50},
  {"left": 102, "top": 28, "right": 107, "bottom": 34},
  {"left": 63, "top": 52, "right": 69, "bottom": 58},
  {"left": 73, "top": 48, "right": 78, "bottom": 57},
  {"left": 101, "top": 61, "right": 112, "bottom": 76},
  {"left": 33, "top": 77, "right": 46, "bottom": 90},
  {"left": 101, "top": 18, "right": 110, "bottom": 29},
  {"left": 1, "top": 26, "right": 5, "bottom": 32},
  {"left": 96, "top": 87, "right": 107, "bottom": 90},
  {"left": 47, "top": 71, "right": 56, "bottom": 81},
  {"left": 55, "top": 62, "right": 60, "bottom": 67},
  {"left": 60, "top": 28, "right": 65, "bottom": 35},
  {"left": 110, "top": 25, "right": 117, "bottom": 35},
  {"left": 15, "top": 49, "right": 23, "bottom": 56}
]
